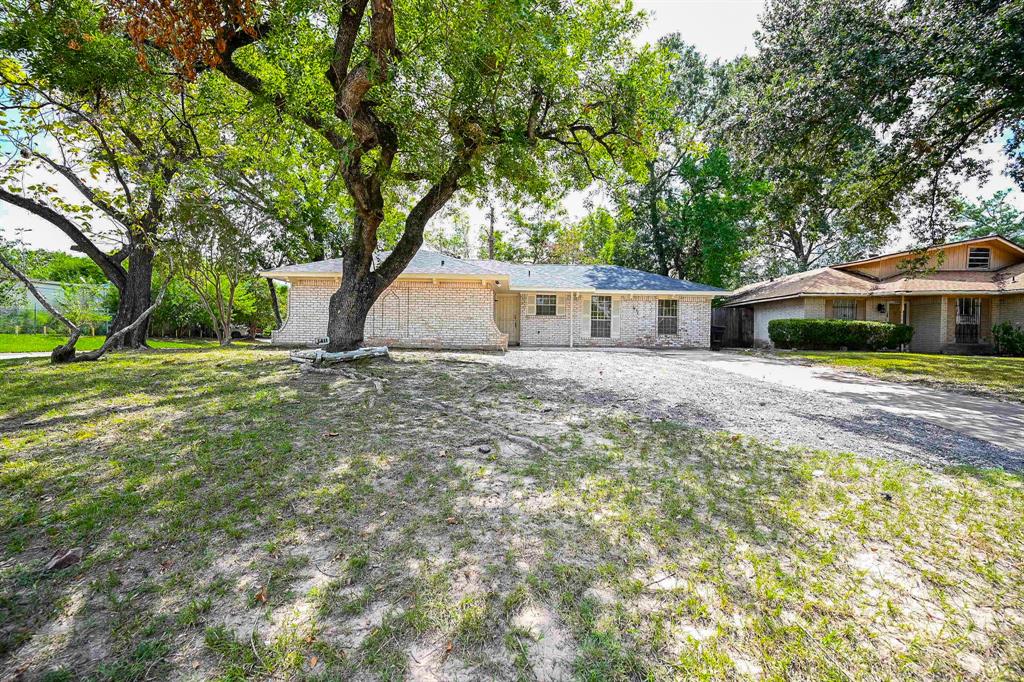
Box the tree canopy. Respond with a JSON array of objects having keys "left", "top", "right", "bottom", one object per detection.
[{"left": 113, "top": 0, "right": 671, "bottom": 350}]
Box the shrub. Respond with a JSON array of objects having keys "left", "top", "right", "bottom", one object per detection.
[
  {"left": 993, "top": 321, "right": 1024, "bottom": 356},
  {"left": 769, "top": 318, "right": 914, "bottom": 351}
]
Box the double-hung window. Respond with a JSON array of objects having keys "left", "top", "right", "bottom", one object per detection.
[
  {"left": 832, "top": 300, "right": 857, "bottom": 320},
  {"left": 535, "top": 294, "right": 557, "bottom": 316},
  {"left": 591, "top": 296, "right": 612, "bottom": 338},
  {"left": 657, "top": 299, "right": 678, "bottom": 335}
]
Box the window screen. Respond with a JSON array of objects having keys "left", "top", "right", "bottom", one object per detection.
[
  {"left": 657, "top": 299, "right": 678, "bottom": 335},
  {"left": 591, "top": 296, "right": 611, "bottom": 338},
  {"left": 832, "top": 300, "right": 857, "bottom": 320},
  {"left": 535, "top": 294, "right": 557, "bottom": 316}
]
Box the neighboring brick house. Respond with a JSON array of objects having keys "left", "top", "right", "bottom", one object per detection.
[
  {"left": 723, "top": 235, "right": 1024, "bottom": 353},
  {"left": 261, "top": 249, "right": 723, "bottom": 350}
]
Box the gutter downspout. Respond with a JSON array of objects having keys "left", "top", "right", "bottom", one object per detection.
[{"left": 569, "top": 291, "right": 575, "bottom": 348}]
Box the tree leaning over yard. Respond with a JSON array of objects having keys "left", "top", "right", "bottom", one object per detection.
[
  {"left": 0, "top": 2, "right": 213, "bottom": 348},
  {"left": 114, "top": 0, "right": 668, "bottom": 351}
]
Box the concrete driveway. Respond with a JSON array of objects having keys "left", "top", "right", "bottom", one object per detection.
[
  {"left": 692, "top": 351, "right": 1024, "bottom": 449},
  {"left": 494, "top": 348, "right": 1024, "bottom": 471}
]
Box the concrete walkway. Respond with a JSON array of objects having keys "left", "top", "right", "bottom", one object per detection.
[
  {"left": 694, "top": 352, "right": 1024, "bottom": 449},
  {"left": 0, "top": 352, "right": 50, "bottom": 361}
]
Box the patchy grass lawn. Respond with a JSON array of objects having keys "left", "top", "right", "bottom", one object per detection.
[
  {"left": 1, "top": 348, "right": 1022, "bottom": 680},
  {"left": 0, "top": 333, "right": 215, "bottom": 353},
  {"left": 786, "top": 351, "right": 1024, "bottom": 402}
]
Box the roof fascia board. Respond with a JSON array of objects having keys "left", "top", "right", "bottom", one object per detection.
[{"left": 834, "top": 235, "right": 1024, "bottom": 270}]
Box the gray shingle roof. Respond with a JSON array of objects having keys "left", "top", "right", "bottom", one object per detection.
[
  {"left": 470, "top": 260, "right": 725, "bottom": 293},
  {"left": 261, "top": 249, "right": 504, "bottom": 279},
  {"left": 263, "top": 249, "right": 724, "bottom": 293}
]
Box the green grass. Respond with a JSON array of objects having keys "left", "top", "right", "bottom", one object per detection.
[
  {"left": 1, "top": 348, "right": 1022, "bottom": 679},
  {"left": 786, "top": 350, "right": 1024, "bottom": 402},
  {"left": 0, "top": 333, "right": 216, "bottom": 353}
]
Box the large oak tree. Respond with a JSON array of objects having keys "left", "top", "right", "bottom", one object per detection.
[
  {"left": 0, "top": 1, "right": 219, "bottom": 347},
  {"left": 747, "top": 0, "right": 1024, "bottom": 244},
  {"left": 116, "top": 0, "right": 668, "bottom": 351}
]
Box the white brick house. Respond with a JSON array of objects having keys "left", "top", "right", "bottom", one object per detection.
[{"left": 261, "top": 249, "right": 724, "bottom": 350}]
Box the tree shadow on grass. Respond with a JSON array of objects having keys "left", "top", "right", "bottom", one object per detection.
[{"left": 1, "top": 349, "right": 1021, "bottom": 680}]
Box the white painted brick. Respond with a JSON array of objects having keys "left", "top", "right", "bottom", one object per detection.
[
  {"left": 272, "top": 278, "right": 507, "bottom": 350},
  {"left": 520, "top": 293, "right": 712, "bottom": 349}
]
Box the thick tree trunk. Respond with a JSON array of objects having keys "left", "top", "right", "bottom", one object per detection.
[
  {"left": 266, "top": 277, "right": 283, "bottom": 328},
  {"left": 647, "top": 162, "right": 669, "bottom": 276},
  {"left": 325, "top": 261, "right": 380, "bottom": 352},
  {"left": 107, "top": 245, "right": 155, "bottom": 348}
]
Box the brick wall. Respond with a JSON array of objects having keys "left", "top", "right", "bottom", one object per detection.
[
  {"left": 802, "top": 297, "right": 828, "bottom": 320},
  {"left": 751, "top": 299, "right": 805, "bottom": 346},
  {"left": 908, "top": 296, "right": 942, "bottom": 352},
  {"left": 519, "top": 293, "right": 712, "bottom": 348},
  {"left": 272, "top": 277, "right": 336, "bottom": 344},
  {"left": 272, "top": 278, "right": 507, "bottom": 350},
  {"left": 996, "top": 294, "right": 1024, "bottom": 326}
]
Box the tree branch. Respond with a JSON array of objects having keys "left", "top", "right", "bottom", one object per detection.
[
  {"left": 32, "top": 152, "right": 133, "bottom": 226},
  {"left": 0, "top": 187, "right": 127, "bottom": 288}
]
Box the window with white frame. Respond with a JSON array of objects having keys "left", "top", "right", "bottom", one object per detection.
[
  {"left": 657, "top": 299, "right": 678, "bottom": 335},
  {"left": 968, "top": 247, "right": 991, "bottom": 270},
  {"left": 535, "top": 294, "right": 557, "bottom": 316},
  {"left": 591, "top": 295, "right": 611, "bottom": 337},
  {"left": 832, "top": 299, "right": 857, "bottom": 320}
]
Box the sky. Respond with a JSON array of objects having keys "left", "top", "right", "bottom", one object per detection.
[{"left": 3, "top": 0, "right": 1019, "bottom": 254}]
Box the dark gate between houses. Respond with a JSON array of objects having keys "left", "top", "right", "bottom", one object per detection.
[{"left": 711, "top": 307, "right": 753, "bottom": 348}]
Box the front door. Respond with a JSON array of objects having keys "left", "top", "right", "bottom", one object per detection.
[
  {"left": 888, "top": 301, "right": 908, "bottom": 325},
  {"left": 955, "top": 298, "right": 981, "bottom": 344},
  {"left": 495, "top": 294, "right": 521, "bottom": 345}
]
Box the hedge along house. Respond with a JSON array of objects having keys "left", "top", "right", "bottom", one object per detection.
[
  {"left": 723, "top": 235, "right": 1024, "bottom": 353},
  {"left": 261, "top": 249, "right": 724, "bottom": 351}
]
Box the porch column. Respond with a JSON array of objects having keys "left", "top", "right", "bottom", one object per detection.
[{"left": 938, "top": 295, "right": 948, "bottom": 346}]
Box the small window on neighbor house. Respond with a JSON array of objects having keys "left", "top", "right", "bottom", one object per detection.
[
  {"left": 591, "top": 295, "right": 612, "bottom": 338},
  {"left": 832, "top": 300, "right": 857, "bottom": 320},
  {"left": 657, "top": 299, "right": 678, "bottom": 335},
  {"left": 535, "top": 294, "right": 557, "bottom": 316},
  {"left": 968, "top": 247, "right": 991, "bottom": 270}
]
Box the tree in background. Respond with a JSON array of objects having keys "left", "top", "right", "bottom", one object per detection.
[
  {"left": 23, "top": 250, "right": 106, "bottom": 284},
  {"left": 953, "top": 190, "right": 1024, "bottom": 243},
  {"left": 549, "top": 207, "right": 631, "bottom": 265},
  {"left": 168, "top": 183, "right": 265, "bottom": 345},
  {"left": 613, "top": 37, "right": 762, "bottom": 286},
  {"left": 424, "top": 208, "right": 472, "bottom": 259},
  {"left": 116, "top": 0, "right": 669, "bottom": 351},
  {"left": 57, "top": 281, "right": 110, "bottom": 335},
  {"left": 748, "top": 0, "right": 1024, "bottom": 245},
  {"left": 0, "top": 1, "right": 215, "bottom": 347},
  {"left": 0, "top": 241, "right": 22, "bottom": 309}
]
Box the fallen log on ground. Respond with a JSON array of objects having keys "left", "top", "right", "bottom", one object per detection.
[{"left": 289, "top": 347, "right": 389, "bottom": 367}]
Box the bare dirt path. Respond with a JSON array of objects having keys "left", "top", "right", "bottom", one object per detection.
[{"left": 486, "top": 348, "right": 1024, "bottom": 472}]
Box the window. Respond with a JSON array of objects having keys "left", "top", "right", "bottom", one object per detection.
[
  {"left": 955, "top": 297, "right": 981, "bottom": 344},
  {"left": 535, "top": 294, "right": 557, "bottom": 316},
  {"left": 968, "top": 247, "right": 991, "bottom": 270},
  {"left": 591, "top": 295, "right": 611, "bottom": 338},
  {"left": 657, "top": 299, "right": 678, "bottom": 335},
  {"left": 832, "top": 300, "right": 857, "bottom": 320}
]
